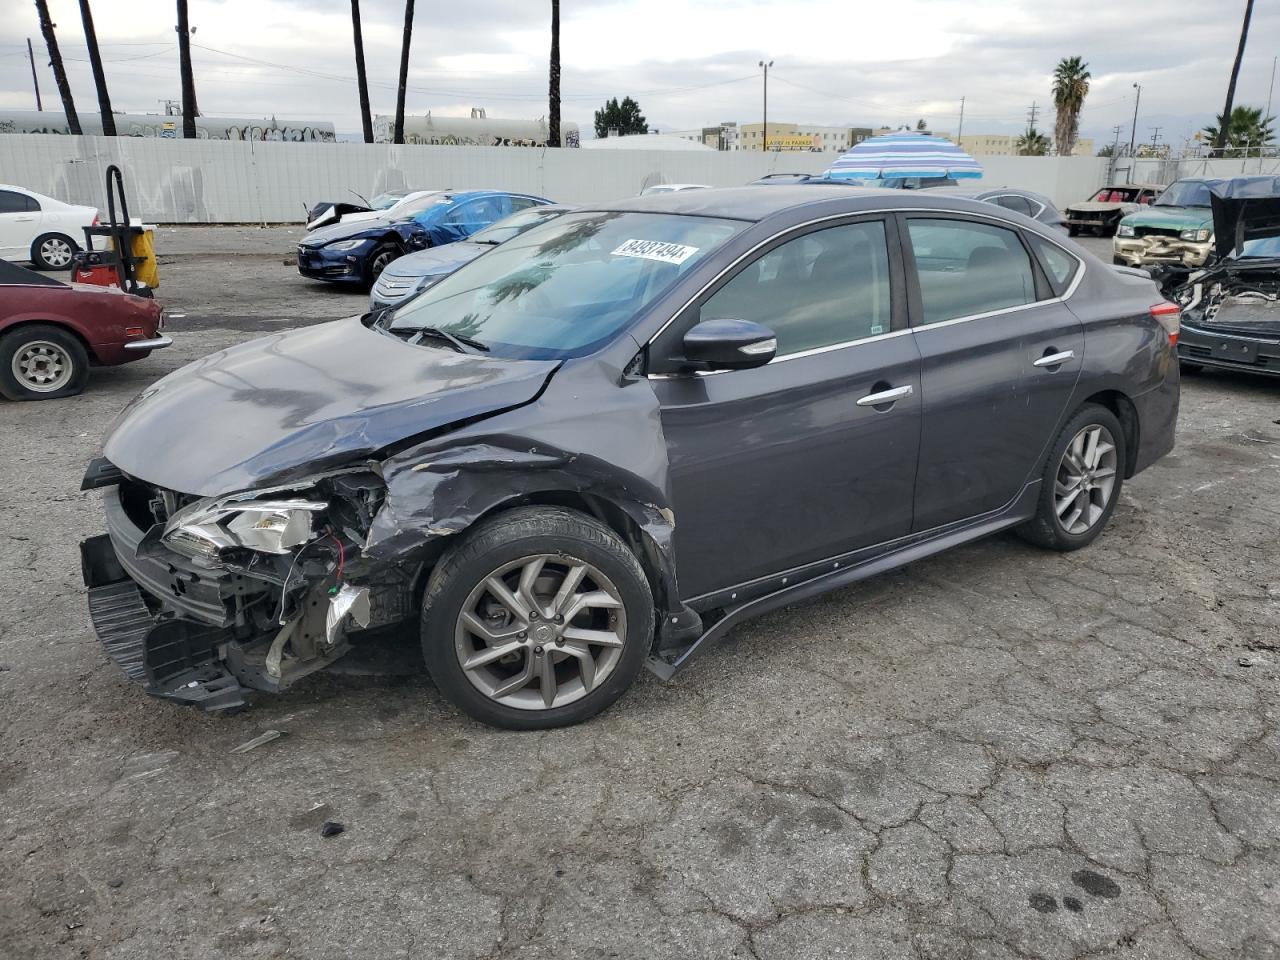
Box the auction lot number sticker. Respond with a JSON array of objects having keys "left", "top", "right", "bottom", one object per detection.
[{"left": 611, "top": 239, "right": 700, "bottom": 265}]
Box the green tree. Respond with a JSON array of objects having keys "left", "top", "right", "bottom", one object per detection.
[
  {"left": 548, "top": 0, "right": 561, "bottom": 147},
  {"left": 1016, "top": 127, "right": 1050, "bottom": 156},
  {"left": 593, "top": 96, "right": 647, "bottom": 138},
  {"left": 916, "top": 117, "right": 927, "bottom": 131},
  {"left": 1052, "top": 56, "right": 1091, "bottom": 156},
  {"left": 1200, "top": 105, "right": 1275, "bottom": 157},
  {"left": 1096, "top": 143, "right": 1116, "bottom": 158},
  {"left": 1213, "top": 0, "right": 1254, "bottom": 152}
]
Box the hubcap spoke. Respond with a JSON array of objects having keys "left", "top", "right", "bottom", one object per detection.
[
  {"left": 484, "top": 575, "right": 529, "bottom": 622},
  {"left": 561, "top": 625, "right": 625, "bottom": 648},
  {"left": 516, "top": 557, "right": 548, "bottom": 618},
  {"left": 462, "top": 639, "right": 525, "bottom": 670},
  {"left": 561, "top": 641, "right": 597, "bottom": 691},
  {"left": 561, "top": 589, "right": 622, "bottom": 623},
  {"left": 550, "top": 563, "right": 588, "bottom": 615},
  {"left": 537, "top": 653, "right": 557, "bottom": 708},
  {"left": 490, "top": 656, "right": 536, "bottom": 699}
]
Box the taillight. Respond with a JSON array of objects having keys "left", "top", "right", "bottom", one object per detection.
[
  {"left": 1150, "top": 302, "right": 1180, "bottom": 345},
  {"left": 92, "top": 212, "right": 99, "bottom": 226}
]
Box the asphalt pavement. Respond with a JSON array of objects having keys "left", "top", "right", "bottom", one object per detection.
[{"left": 1, "top": 229, "right": 1277, "bottom": 960}]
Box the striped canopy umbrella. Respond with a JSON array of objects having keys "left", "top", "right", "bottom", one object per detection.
[{"left": 825, "top": 132, "right": 983, "bottom": 181}]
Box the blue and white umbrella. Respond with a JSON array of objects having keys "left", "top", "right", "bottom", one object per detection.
[{"left": 825, "top": 132, "right": 983, "bottom": 181}]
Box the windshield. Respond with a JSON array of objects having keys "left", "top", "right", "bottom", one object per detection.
[
  {"left": 1155, "top": 180, "right": 1212, "bottom": 208},
  {"left": 469, "top": 207, "right": 566, "bottom": 245},
  {"left": 387, "top": 191, "right": 448, "bottom": 218},
  {"left": 388, "top": 211, "right": 744, "bottom": 359},
  {"left": 369, "top": 192, "right": 405, "bottom": 210}
]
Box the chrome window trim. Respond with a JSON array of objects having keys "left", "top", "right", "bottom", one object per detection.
[{"left": 643, "top": 205, "right": 1087, "bottom": 379}]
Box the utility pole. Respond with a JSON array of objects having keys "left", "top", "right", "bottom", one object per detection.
[
  {"left": 34, "top": 0, "right": 81, "bottom": 133},
  {"left": 394, "top": 0, "right": 415, "bottom": 144},
  {"left": 548, "top": 0, "right": 560, "bottom": 147},
  {"left": 176, "top": 0, "right": 199, "bottom": 138},
  {"left": 1026, "top": 101, "right": 1039, "bottom": 128},
  {"left": 26, "top": 38, "right": 43, "bottom": 111},
  {"left": 1265, "top": 56, "right": 1277, "bottom": 139},
  {"left": 1148, "top": 127, "right": 1162, "bottom": 157},
  {"left": 1128, "top": 83, "right": 1142, "bottom": 157},
  {"left": 78, "top": 0, "right": 115, "bottom": 136},
  {"left": 759, "top": 59, "right": 772, "bottom": 152},
  {"left": 957, "top": 96, "right": 965, "bottom": 141},
  {"left": 1214, "top": 0, "right": 1254, "bottom": 154},
  {"left": 350, "top": 0, "right": 373, "bottom": 143}
]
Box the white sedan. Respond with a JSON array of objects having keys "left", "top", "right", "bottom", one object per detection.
[{"left": 0, "top": 184, "right": 98, "bottom": 270}]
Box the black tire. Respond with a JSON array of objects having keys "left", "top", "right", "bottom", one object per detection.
[
  {"left": 0, "top": 323, "right": 90, "bottom": 401},
  {"left": 365, "top": 242, "right": 400, "bottom": 284},
  {"left": 1112, "top": 256, "right": 1128, "bottom": 267},
  {"left": 420, "top": 506, "right": 654, "bottom": 730},
  {"left": 1179, "top": 361, "right": 1204, "bottom": 375},
  {"left": 1016, "top": 404, "right": 1127, "bottom": 552},
  {"left": 30, "top": 232, "right": 78, "bottom": 271},
  {"left": 1067, "top": 225, "right": 1080, "bottom": 237}
]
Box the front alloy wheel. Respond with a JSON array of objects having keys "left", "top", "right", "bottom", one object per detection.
[
  {"left": 455, "top": 555, "right": 626, "bottom": 710},
  {"left": 421, "top": 506, "right": 654, "bottom": 729}
]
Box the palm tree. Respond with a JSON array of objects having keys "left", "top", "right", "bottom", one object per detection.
[
  {"left": 394, "top": 0, "right": 415, "bottom": 144},
  {"left": 1052, "top": 56, "right": 1091, "bottom": 156},
  {"left": 78, "top": 0, "right": 115, "bottom": 135},
  {"left": 1201, "top": 105, "right": 1275, "bottom": 157},
  {"left": 1214, "top": 0, "right": 1255, "bottom": 154},
  {"left": 1016, "top": 127, "right": 1050, "bottom": 156},
  {"left": 351, "top": 0, "right": 373, "bottom": 143},
  {"left": 548, "top": 0, "right": 561, "bottom": 147},
  {"left": 33, "top": 0, "right": 81, "bottom": 134}
]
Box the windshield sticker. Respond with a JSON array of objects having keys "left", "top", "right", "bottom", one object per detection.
[{"left": 611, "top": 239, "right": 700, "bottom": 265}]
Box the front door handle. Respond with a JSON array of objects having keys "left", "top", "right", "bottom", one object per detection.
[
  {"left": 856, "top": 384, "right": 914, "bottom": 407},
  {"left": 1033, "top": 350, "right": 1075, "bottom": 368}
]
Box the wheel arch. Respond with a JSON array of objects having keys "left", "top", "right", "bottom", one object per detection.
[{"left": 1078, "top": 389, "right": 1140, "bottom": 478}]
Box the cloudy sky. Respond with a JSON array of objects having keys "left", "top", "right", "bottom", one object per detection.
[{"left": 1, "top": 0, "right": 1276, "bottom": 147}]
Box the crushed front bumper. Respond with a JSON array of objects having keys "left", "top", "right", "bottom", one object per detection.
[
  {"left": 1113, "top": 236, "right": 1212, "bottom": 268},
  {"left": 1178, "top": 322, "right": 1280, "bottom": 377}
]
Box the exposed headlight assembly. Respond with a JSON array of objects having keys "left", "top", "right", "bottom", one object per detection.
[
  {"left": 1116, "top": 223, "right": 1136, "bottom": 238},
  {"left": 163, "top": 495, "right": 328, "bottom": 560},
  {"left": 326, "top": 238, "right": 367, "bottom": 251},
  {"left": 1179, "top": 228, "right": 1212, "bottom": 242}
]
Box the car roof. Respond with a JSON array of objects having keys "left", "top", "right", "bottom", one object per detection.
[{"left": 588, "top": 184, "right": 1004, "bottom": 222}]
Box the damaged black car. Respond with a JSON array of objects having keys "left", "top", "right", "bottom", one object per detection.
[
  {"left": 1168, "top": 176, "right": 1280, "bottom": 378},
  {"left": 82, "top": 187, "right": 1180, "bottom": 729}
]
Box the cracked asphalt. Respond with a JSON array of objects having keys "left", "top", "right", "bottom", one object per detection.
[{"left": 2, "top": 228, "right": 1278, "bottom": 959}]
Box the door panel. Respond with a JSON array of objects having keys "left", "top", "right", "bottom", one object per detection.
[
  {"left": 904, "top": 215, "right": 1084, "bottom": 531},
  {"left": 657, "top": 336, "right": 922, "bottom": 599}
]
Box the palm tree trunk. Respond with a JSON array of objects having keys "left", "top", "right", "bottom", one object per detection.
[
  {"left": 351, "top": 0, "right": 374, "bottom": 143},
  {"left": 548, "top": 0, "right": 560, "bottom": 147},
  {"left": 394, "top": 0, "right": 415, "bottom": 145},
  {"left": 78, "top": 0, "right": 116, "bottom": 136},
  {"left": 1214, "top": 0, "right": 1255, "bottom": 153},
  {"left": 176, "top": 0, "right": 199, "bottom": 138},
  {"left": 34, "top": 0, "right": 81, "bottom": 134}
]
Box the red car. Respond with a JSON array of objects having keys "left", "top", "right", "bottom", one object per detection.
[{"left": 0, "top": 260, "right": 170, "bottom": 400}]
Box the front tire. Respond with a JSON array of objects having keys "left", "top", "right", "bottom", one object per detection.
[
  {"left": 1017, "top": 404, "right": 1126, "bottom": 552},
  {"left": 0, "top": 324, "right": 90, "bottom": 400},
  {"left": 420, "top": 506, "right": 655, "bottom": 729},
  {"left": 31, "top": 233, "right": 78, "bottom": 270},
  {"left": 365, "top": 243, "right": 400, "bottom": 285}
]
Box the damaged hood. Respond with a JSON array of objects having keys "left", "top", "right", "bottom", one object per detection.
[
  {"left": 1211, "top": 176, "right": 1280, "bottom": 260},
  {"left": 104, "top": 317, "right": 557, "bottom": 496},
  {"left": 1122, "top": 206, "right": 1212, "bottom": 232}
]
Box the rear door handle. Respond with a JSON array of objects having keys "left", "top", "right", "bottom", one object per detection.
[
  {"left": 856, "top": 384, "right": 914, "bottom": 407},
  {"left": 1033, "top": 350, "right": 1075, "bottom": 368}
]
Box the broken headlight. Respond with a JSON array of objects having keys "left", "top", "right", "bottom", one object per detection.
[
  {"left": 1116, "top": 223, "right": 1135, "bottom": 238},
  {"left": 1179, "top": 228, "right": 1212, "bottom": 243},
  {"left": 162, "top": 495, "right": 328, "bottom": 560}
]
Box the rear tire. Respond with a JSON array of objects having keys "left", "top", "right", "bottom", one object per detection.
[
  {"left": 1016, "top": 404, "right": 1126, "bottom": 552},
  {"left": 30, "top": 233, "right": 78, "bottom": 270},
  {"left": 420, "top": 506, "right": 654, "bottom": 730},
  {"left": 0, "top": 323, "right": 90, "bottom": 401}
]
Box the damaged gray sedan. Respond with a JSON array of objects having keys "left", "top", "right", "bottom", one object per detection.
[{"left": 81, "top": 187, "right": 1180, "bottom": 729}]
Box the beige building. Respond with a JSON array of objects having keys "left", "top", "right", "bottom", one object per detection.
[
  {"left": 957, "top": 133, "right": 1095, "bottom": 157},
  {"left": 670, "top": 122, "right": 874, "bottom": 152}
]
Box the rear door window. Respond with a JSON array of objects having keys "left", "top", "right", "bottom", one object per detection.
[
  {"left": 1025, "top": 233, "right": 1080, "bottom": 295},
  {"left": 0, "top": 190, "right": 31, "bottom": 214},
  {"left": 906, "top": 218, "right": 1038, "bottom": 325},
  {"left": 992, "top": 194, "right": 1034, "bottom": 217}
]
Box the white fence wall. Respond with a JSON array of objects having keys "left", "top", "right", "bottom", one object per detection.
[{"left": 0, "top": 135, "right": 1112, "bottom": 223}]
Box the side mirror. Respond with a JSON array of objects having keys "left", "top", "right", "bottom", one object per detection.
[{"left": 682, "top": 318, "right": 777, "bottom": 371}]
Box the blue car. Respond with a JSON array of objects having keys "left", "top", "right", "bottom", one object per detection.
[
  {"left": 296, "top": 190, "right": 555, "bottom": 286},
  {"left": 370, "top": 204, "right": 574, "bottom": 310}
]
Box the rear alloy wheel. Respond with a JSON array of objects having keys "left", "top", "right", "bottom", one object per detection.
[
  {"left": 0, "top": 324, "right": 90, "bottom": 401},
  {"left": 1017, "top": 404, "right": 1126, "bottom": 551},
  {"left": 421, "top": 506, "right": 654, "bottom": 729},
  {"left": 31, "top": 233, "right": 77, "bottom": 270}
]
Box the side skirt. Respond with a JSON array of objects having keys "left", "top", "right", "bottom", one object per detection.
[{"left": 645, "top": 480, "right": 1041, "bottom": 680}]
